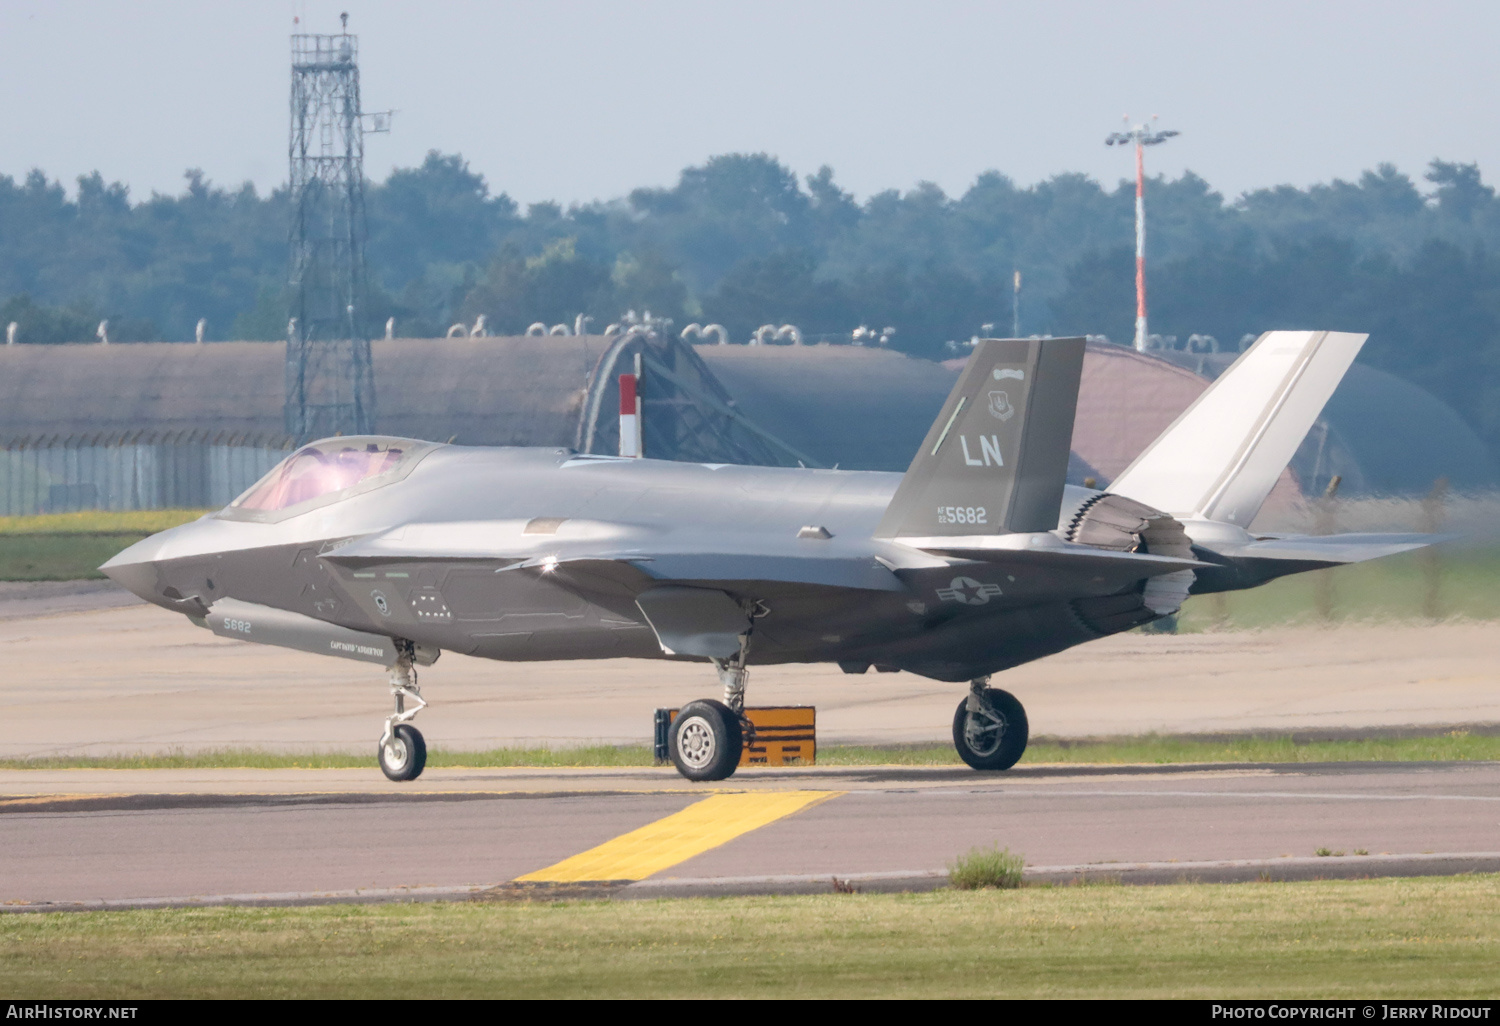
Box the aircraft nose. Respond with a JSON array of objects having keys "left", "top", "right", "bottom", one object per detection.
[
  {"left": 99, "top": 535, "right": 168, "bottom": 603},
  {"left": 100, "top": 532, "right": 209, "bottom": 616}
]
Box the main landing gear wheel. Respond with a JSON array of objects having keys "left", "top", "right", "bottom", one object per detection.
[
  {"left": 379, "top": 723, "right": 427, "bottom": 781},
  {"left": 952, "top": 685, "right": 1028, "bottom": 771},
  {"left": 669, "top": 699, "right": 743, "bottom": 782}
]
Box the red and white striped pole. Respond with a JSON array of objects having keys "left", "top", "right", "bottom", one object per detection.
[
  {"left": 1134, "top": 139, "right": 1147, "bottom": 353},
  {"left": 1106, "top": 116, "right": 1178, "bottom": 354},
  {"left": 618, "top": 372, "right": 641, "bottom": 458}
]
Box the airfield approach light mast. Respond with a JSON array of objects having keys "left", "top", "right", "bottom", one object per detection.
[{"left": 1105, "top": 115, "right": 1180, "bottom": 352}]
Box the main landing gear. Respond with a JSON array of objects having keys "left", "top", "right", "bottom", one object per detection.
[
  {"left": 952, "top": 677, "right": 1029, "bottom": 770},
  {"left": 378, "top": 641, "right": 428, "bottom": 782},
  {"left": 668, "top": 641, "right": 752, "bottom": 782}
]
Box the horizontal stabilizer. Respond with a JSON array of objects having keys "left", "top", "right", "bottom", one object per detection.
[
  {"left": 897, "top": 535, "right": 1207, "bottom": 577},
  {"left": 1204, "top": 532, "right": 1438, "bottom": 565},
  {"left": 1110, "top": 330, "right": 1366, "bottom": 526}
]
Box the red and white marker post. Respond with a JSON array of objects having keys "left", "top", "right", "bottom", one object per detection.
[{"left": 618, "top": 371, "right": 642, "bottom": 457}]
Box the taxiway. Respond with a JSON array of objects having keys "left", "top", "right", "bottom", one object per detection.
[{"left": 3, "top": 761, "right": 1497, "bottom": 908}]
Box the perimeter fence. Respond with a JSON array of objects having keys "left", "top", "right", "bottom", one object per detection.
[{"left": 0, "top": 431, "right": 295, "bottom": 516}]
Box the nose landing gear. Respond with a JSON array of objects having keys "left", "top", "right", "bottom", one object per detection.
[
  {"left": 378, "top": 641, "right": 428, "bottom": 781},
  {"left": 952, "top": 677, "right": 1028, "bottom": 770}
]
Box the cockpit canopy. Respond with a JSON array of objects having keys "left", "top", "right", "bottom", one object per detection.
[{"left": 221, "top": 436, "right": 439, "bottom": 521}]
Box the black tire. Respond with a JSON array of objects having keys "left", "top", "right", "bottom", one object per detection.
[
  {"left": 952, "top": 688, "right": 1028, "bottom": 770},
  {"left": 379, "top": 724, "right": 427, "bottom": 781},
  {"left": 669, "top": 699, "right": 743, "bottom": 781}
]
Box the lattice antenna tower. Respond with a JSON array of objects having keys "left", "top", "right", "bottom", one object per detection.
[{"left": 285, "top": 14, "right": 391, "bottom": 441}]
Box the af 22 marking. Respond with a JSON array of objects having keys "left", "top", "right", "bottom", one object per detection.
[{"left": 937, "top": 505, "right": 987, "bottom": 525}]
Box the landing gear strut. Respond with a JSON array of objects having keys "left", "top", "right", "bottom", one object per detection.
[
  {"left": 952, "top": 677, "right": 1028, "bottom": 771},
  {"left": 378, "top": 641, "right": 428, "bottom": 782},
  {"left": 668, "top": 635, "right": 751, "bottom": 782}
]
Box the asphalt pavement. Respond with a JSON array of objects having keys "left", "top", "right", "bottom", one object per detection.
[{"left": 3, "top": 761, "right": 1497, "bottom": 908}]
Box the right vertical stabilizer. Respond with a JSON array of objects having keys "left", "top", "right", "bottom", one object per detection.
[{"left": 1109, "top": 330, "right": 1366, "bottom": 526}]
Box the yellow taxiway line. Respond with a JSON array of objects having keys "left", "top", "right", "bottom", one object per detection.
[{"left": 515, "top": 790, "right": 842, "bottom": 883}]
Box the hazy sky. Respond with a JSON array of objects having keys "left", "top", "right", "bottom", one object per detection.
[{"left": 2, "top": 0, "right": 1497, "bottom": 206}]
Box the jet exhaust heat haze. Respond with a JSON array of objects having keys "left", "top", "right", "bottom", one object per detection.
[{"left": 103, "top": 331, "right": 1438, "bottom": 782}]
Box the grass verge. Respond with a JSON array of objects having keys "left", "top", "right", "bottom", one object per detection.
[
  {"left": 948, "top": 844, "right": 1025, "bottom": 889},
  {"left": 0, "top": 510, "right": 208, "bottom": 535},
  {"left": 0, "top": 510, "right": 208, "bottom": 581},
  {"left": 2, "top": 876, "right": 1497, "bottom": 998},
  {"left": 1175, "top": 543, "right": 1500, "bottom": 628},
  {"left": 3, "top": 731, "right": 1497, "bottom": 770},
  {"left": 0, "top": 533, "right": 146, "bottom": 581}
]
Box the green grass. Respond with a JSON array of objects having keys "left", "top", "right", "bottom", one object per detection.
[
  {"left": 0, "top": 745, "right": 660, "bottom": 771},
  {"left": 2, "top": 877, "right": 1497, "bottom": 998},
  {"left": 0, "top": 533, "right": 145, "bottom": 581},
  {"left": 948, "top": 845, "right": 1024, "bottom": 889},
  {"left": 4, "top": 732, "right": 1496, "bottom": 771},
  {"left": 1022, "top": 730, "right": 1500, "bottom": 765},
  {"left": 1177, "top": 543, "right": 1500, "bottom": 629},
  {"left": 0, "top": 510, "right": 207, "bottom": 581},
  {"left": 0, "top": 509, "right": 207, "bottom": 535}
]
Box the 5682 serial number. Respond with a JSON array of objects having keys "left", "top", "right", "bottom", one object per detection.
[{"left": 936, "top": 505, "right": 987, "bottom": 525}]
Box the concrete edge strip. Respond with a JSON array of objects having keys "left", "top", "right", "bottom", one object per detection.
[
  {"left": 621, "top": 852, "right": 1500, "bottom": 897},
  {"left": 7, "top": 852, "right": 1500, "bottom": 912},
  {"left": 0, "top": 789, "right": 711, "bottom": 813}
]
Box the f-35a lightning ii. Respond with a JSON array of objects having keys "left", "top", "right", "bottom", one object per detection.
[{"left": 103, "top": 331, "right": 1436, "bottom": 782}]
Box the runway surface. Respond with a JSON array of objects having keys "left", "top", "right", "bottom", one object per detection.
[
  {"left": 4, "top": 588, "right": 1499, "bottom": 757},
  {"left": 4, "top": 762, "right": 1497, "bottom": 908}
]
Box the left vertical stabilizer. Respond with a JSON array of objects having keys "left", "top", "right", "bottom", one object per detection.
[{"left": 874, "top": 337, "right": 1085, "bottom": 538}]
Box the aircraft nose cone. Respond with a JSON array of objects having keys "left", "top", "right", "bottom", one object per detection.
[
  {"left": 98, "top": 534, "right": 211, "bottom": 615},
  {"left": 99, "top": 536, "right": 166, "bottom": 603}
]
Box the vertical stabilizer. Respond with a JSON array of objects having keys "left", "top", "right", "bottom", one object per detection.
[
  {"left": 875, "top": 337, "right": 1085, "bottom": 538},
  {"left": 1109, "top": 330, "right": 1366, "bottom": 525}
]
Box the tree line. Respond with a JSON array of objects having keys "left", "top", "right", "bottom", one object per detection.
[{"left": 3, "top": 152, "right": 1499, "bottom": 458}]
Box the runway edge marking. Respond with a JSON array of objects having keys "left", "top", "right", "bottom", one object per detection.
[{"left": 515, "top": 790, "right": 842, "bottom": 884}]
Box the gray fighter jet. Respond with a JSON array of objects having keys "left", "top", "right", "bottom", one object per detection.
[{"left": 103, "top": 331, "right": 1436, "bottom": 782}]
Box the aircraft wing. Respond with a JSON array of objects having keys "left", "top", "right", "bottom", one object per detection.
[
  {"left": 325, "top": 518, "right": 1204, "bottom": 596},
  {"left": 320, "top": 522, "right": 908, "bottom": 592}
]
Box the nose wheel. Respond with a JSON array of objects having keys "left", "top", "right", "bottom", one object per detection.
[
  {"left": 379, "top": 723, "right": 427, "bottom": 781},
  {"left": 378, "top": 642, "right": 428, "bottom": 782}
]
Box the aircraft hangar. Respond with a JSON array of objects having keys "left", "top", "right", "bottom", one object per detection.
[{"left": 0, "top": 334, "right": 1491, "bottom": 517}]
